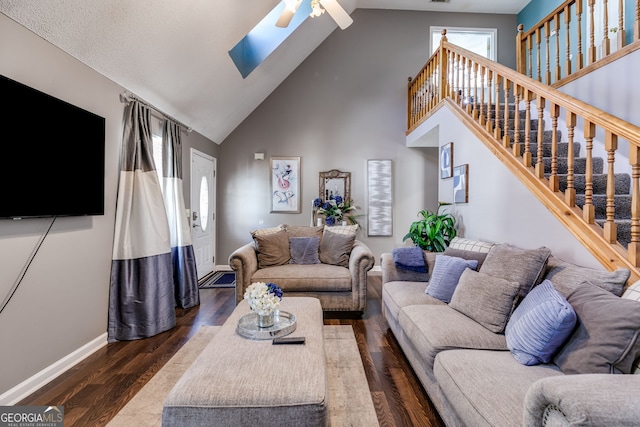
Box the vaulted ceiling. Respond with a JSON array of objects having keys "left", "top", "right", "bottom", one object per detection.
[{"left": 0, "top": 0, "right": 530, "bottom": 143}]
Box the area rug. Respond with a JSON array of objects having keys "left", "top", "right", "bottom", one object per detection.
[
  {"left": 107, "top": 325, "right": 378, "bottom": 426},
  {"left": 198, "top": 271, "right": 235, "bottom": 288}
]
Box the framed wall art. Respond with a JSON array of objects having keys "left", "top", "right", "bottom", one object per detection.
[
  {"left": 440, "top": 142, "right": 453, "bottom": 179},
  {"left": 270, "top": 156, "right": 301, "bottom": 213},
  {"left": 367, "top": 159, "right": 393, "bottom": 236},
  {"left": 453, "top": 164, "right": 469, "bottom": 203}
]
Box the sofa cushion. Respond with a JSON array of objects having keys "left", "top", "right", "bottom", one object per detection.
[
  {"left": 425, "top": 255, "right": 478, "bottom": 303},
  {"left": 434, "top": 350, "right": 563, "bottom": 427},
  {"left": 479, "top": 244, "right": 551, "bottom": 302},
  {"left": 397, "top": 305, "right": 508, "bottom": 372},
  {"left": 505, "top": 280, "right": 577, "bottom": 366},
  {"left": 544, "top": 256, "right": 629, "bottom": 298},
  {"left": 319, "top": 228, "right": 355, "bottom": 267},
  {"left": 443, "top": 247, "right": 488, "bottom": 270},
  {"left": 252, "top": 229, "right": 290, "bottom": 268},
  {"left": 554, "top": 281, "right": 640, "bottom": 374},
  {"left": 449, "top": 269, "right": 521, "bottom": 333},
  {"left": 289, "top": 237, "right": 320, "bottom": 265},
  {"left": 252, "top": 264, "right": 352, "bottom": 292},
  {"left": 382, "top": 281, "right": 446, "bottom": 321}
]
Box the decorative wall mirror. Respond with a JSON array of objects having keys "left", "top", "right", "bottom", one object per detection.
[{"left": 319, "top": 170, "right": 351, "bottom": 202}]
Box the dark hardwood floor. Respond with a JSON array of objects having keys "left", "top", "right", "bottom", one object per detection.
[{"left": 18, "top": 273, "right": 444, "bottom": 427}]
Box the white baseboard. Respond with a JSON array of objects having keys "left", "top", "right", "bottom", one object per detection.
[
  {"left": 215, "top": 264, "right": 232, "bottom": 272},
  {"left": 0, "top": 333, "right": 108, "bottom": 405}
]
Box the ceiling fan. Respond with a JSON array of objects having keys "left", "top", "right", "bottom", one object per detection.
[{"left": 276, "top": 0, "right": 353, "bottom": 30}]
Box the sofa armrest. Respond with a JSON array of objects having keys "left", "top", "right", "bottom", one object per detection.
[
  {"left": 380, "top": 252, "right": 431, "bottom": 284},
  {"left": 524, "top": 374, "right": 640, "bottom": 426},
  {"left": 228, "top": 242, "right": 258, "bottom": 305},
  {"left": 348, "top": 240, "right": 375, "bottom": 311}
]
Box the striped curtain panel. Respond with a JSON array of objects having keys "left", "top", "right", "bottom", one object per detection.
[
  {"left": 161, "top": 121, "right": 199, "bottom": 309},
  {"left": 108, "top": 101, "right": 176, "bottom": 342}
]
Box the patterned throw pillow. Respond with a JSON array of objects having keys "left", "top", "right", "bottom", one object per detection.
[
  {"left": 505, "top": 280, "right": 577, "bottom": 366},
  {"left": 425, "top": 255, "right": 478, "bottom": 303},
  {"left": 324, "top": 224, "right": 358, "bottom": 235},
  {"left": 289, "top": 237, "right": 321, "bottom": 265}
]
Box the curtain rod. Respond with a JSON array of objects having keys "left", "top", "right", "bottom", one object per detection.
[{"left": 119, "top": 91, "right": 192, "bottom": 133}]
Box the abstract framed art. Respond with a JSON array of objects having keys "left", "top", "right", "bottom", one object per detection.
[
  {"left": 440, "top": 142, "right": 453, "bottom": 179},
  {"left": 367, "top": 159, "right": 393, "bottom": 236},
  {"left": 453, "top": 164, "right": 469, "bottom": 203},
  {"left": 270, "top": 156, "right": 301, "bottom": 213}
]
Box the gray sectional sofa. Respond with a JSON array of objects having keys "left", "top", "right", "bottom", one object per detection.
[{"left": 381, "top": 237, "right": 640, "bottom": 426}]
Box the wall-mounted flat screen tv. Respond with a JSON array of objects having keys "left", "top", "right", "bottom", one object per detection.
[{"left": 0, "top": 75, "right": 106, "bottom": 219}]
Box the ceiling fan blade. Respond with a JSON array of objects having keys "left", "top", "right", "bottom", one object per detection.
[
  {"left": 276, "top": 0, "right": 302, "bottom": 28},
  {"left": 319, "top": 0, "right": 353, "bottom": 29}
]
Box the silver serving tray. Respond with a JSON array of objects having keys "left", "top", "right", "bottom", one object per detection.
[{"left": 236, "top": 310, "right": 297, "bottom": 340}]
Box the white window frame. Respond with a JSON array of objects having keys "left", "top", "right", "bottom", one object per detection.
[{"left": 430, "top": 26, "right": 497, "bottom": 61}]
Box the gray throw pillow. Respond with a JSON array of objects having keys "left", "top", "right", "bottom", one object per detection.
[
  {"left": 443, "top": 247, "right": 489, "bottom": 270},
  {"left": 425, "top": 255, "right": 478, "bottom": 303},
  {"left": 251, "top": 229, "right": 291, "bottom": 268},
  {"left": 553, "top": 281, "right": 640, "bottom": 374},
  {"left": 479, "top": 244, "right": 551, "bottom": 303},
  {"left": 319, "top": 229, "right": 355, "bottom": 267},
  {"left": 544, "top": 255, "right": 629, "bottom": 298},
  {"left": 449, "top": 269, "right": 521, "bottom": 333},
  {"left": 289, "top": 237, "right": 320, "bottom": 265}
]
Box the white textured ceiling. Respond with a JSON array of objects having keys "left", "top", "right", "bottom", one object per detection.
[{"left": 0, "top": 0, "right": 530, "bottom": 143}]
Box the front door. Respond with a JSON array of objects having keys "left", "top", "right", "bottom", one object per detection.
[{"left": 190, "top": 149, "right": 216, "bottom": 280}]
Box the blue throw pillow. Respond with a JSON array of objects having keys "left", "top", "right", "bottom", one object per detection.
[
  {"left": 425, "top": 255, "right": 478, "bottom": 303},
  {"left": 289, "top": 237, "right": 320, "bottom": 265},
  {"left": 505, "top": 280, "right": 577, "bottom": 366}
]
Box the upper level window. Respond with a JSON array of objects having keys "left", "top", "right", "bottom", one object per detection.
[{"left": 430, "top": 26, "right": 497, "bottom": 61}]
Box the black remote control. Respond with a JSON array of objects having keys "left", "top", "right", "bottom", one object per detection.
[{"left": 272, "top": 336, "right": 306, "bottom": 345}]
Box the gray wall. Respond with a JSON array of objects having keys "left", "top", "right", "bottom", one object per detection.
[
  {"left": 218, "top": 9, "right": 518, "bottom": 262},
  {"left": 0, "top": 14, "right": 218, "bottom": 397}
]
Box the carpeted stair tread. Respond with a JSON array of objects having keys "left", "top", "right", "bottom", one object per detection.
[
  {"left": 594, "top": 219, "right": 632, "bottom": 247},
  {"left": 507, "top": 129, "right": 559, "bottom": 144},
  {"left": 538, "top": 157, "right": 603, "bottom": 175},
  {"left": 554, "top": 173, "right": 630, "bottom": 195},
  {"left": 575, "top": 194, "right": 632, "bottom": 220},
  {"left": 517, "top": 142, "right": 581, "bottom": 158}
]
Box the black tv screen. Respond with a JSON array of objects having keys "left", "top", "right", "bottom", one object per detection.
[{"left": 0, "top": 75, "right": 105, "bottom": 219}]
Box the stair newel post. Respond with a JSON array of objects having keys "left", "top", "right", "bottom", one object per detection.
[
  {"left": 628, "top": 145, "right": 640, "bottom": 266},
  {"left": 438, "top": 29, "right": 448, "bottom": 104},
  {"left": 565, "top": 111, "right": 577, "bottom": 206},
  {"left": 555, "top": 13, "right": 561, "bottom": 82},
  {"left": 502, "top": 78, "right": 511, "bottom": 148},
  {"left": 535, "top": 96, "right": 546, "bottom": 179},
  {"left": 486, "top": 70, "right": 493, "bottom": 132},
  {"left": 635, "top": 0, "right": 640, "bottom": 42},
  {"left": 617, "top": 0, "right": 626, "bottom": 50},
  {"left": 544, "top": 21, "right": 552, "bottom": 84},
  {"left": 564, "top": 6, "right": 572, "bottom": 76},
  {"left": 479, "top": 66, "right": 486, "bottom": 126},
  {"left": 549, "top": 103, "right": 560, "bottom": 192},
  {"left": 472, "top": 62, "right": 479, "bottom": 119},
  {"left": 589, "top": 0, "right": 597, "bottom": 64},
  {"left": 576, "top": 0, "right": 584, "bottom": 70},
  {"left": 516, "top": 24, "right": 526, "bottom": 75},
  {"left": 407, "top": 76, "right": 413, "bottom": 129},
  {"left": 602, "top": 0, "right": 611, "bottom": 57},
  {"left": 513, "top": 84, "right": 522, "bottom": 158},
  {"left": 523, "top": 90, "right": 533, "bottom": 167},
  {"left": 583, "top": 120, "right": 596, "bottom": 224},
  {"left": 604, "top": 131, "right": 618, "bottom": 244},
  {"left": 491, "top": 74, "right": 501, "bottom": 136}
]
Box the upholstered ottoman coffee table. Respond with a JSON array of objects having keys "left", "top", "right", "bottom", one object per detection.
[{"left": 162, "top": 297, "right": 328, "bottom": 427}]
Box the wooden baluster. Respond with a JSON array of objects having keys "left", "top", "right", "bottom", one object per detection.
[
  {"left": 618, "top": 0, "right": 626, "bottom": 50},
  {"left": 528, "top": 34, "right": 534, "bottom": 79},
  {"left": 535, "top": 96, "right": 546, "bottom": 179},
  {"left": 545, "top": 21, "right": 552, "bottom": 84},
  {"left": 513, "top": 84, "right": 521, "bottom": 158},
  {"left": 603, "top": 131, "right": 617, "bottom": 244},
  {"left": 603, "top": 0, "right": 611, "bottom": 57},
  {"left": 473, "top": 62, "right": 479, "bottom": 120},
  {"left": 523, "top": 90, "right": 533, "bottom": 167},
  {"left": 576, "top": 0, "right": 584, "bottom": 70},
  {"left": 629, "top": 145, "right": 640, "bottom": 266},
  {"left": 635, "top": 0, "right": 640, "bottom": 42},
  {"left": 503, "top": 78, "right": 511, "bottom": 148},
  {"left": 583, "top": 121, "right": 596, "bottom": 224},
  {"left": 549, "top": 103, "right": 560, "bottom": 192},
  {"left": 492, "top": 74, "right": 501, "bottom": 137},
  {"left": 455, "top": 53, "right": 462, "bottom": 103},
  {"left": 536, "top": 28, "right": 542, "bottom": 81},
  {"left": 565, "top": 111, "right": 576, "bottom": 206},
  {"left": 555, "top": 14, "right": 561, "bottom": 82},
  {"left": 465, "top": 58, "right": 472, "bottom": 114},
  {"left": 480, "top": 67, "right": 486, "bottom": 126},
  {"left": 486, "top": 71, "right": 494, "bottom": 133},
  {"left": 565, "top": 6, "right": 572, "bottom": 76},
  {"left": 589, "top": 0, "right": 597, "bottom": 64},
  {"left": 407, "top": 77, "right": 413, "bottom": 129}
]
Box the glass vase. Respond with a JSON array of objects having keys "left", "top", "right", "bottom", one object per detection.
[{"left": 257, "top": 312, "right": 275, "bottom": 328}]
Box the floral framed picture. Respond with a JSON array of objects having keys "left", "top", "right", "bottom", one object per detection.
[
  {"left": 270, "top": 156, "right": 301, "bottom": 213},
  {"left": 440, "top": 142, "right": 453, "bottom": 179},
  {"left": 453, "top": 164, "right": 469, "bottom": 203}
]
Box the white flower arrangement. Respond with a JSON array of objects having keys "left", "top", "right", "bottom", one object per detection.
[{"left": 244, "top": 282, "right": 283, "bottom": 316}]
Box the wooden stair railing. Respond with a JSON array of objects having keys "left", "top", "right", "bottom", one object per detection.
[
  {"left": 407, "top": 30, "right": 640, "bottom": 284},
  {"left": 516, "top": 0, "right": 640, "bottom": 85}
]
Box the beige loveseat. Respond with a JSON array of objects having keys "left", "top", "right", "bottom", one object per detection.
[{"left": 229, "top": 224, "right": 374, "bottom": 312}]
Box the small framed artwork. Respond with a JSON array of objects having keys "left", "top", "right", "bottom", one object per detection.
[
  {"left": 440, "top": 142, "right": 453, "bottom": 179},
  {"left": 270, "top": 156, "right": 301, "bottom": 213},
  {"left": 453, "top": 164, "right": 468, "bottom": 203}
]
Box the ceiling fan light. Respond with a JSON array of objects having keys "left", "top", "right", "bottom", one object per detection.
[
  {"left": 276, "top": 0, "right": 302, "bottom": 28},
  {"left": 319, "top": 0, "right": 353, "bottom": 29},
  {"left": 309, "top": 0, "right": 325, "bottom": 18},
  {"left": 283, "top": 0, "right": 301, "bottom": 13}
]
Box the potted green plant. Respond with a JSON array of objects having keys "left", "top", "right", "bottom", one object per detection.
[{"left": 403, "top": 202, "right": 457, "bottom": 252}]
